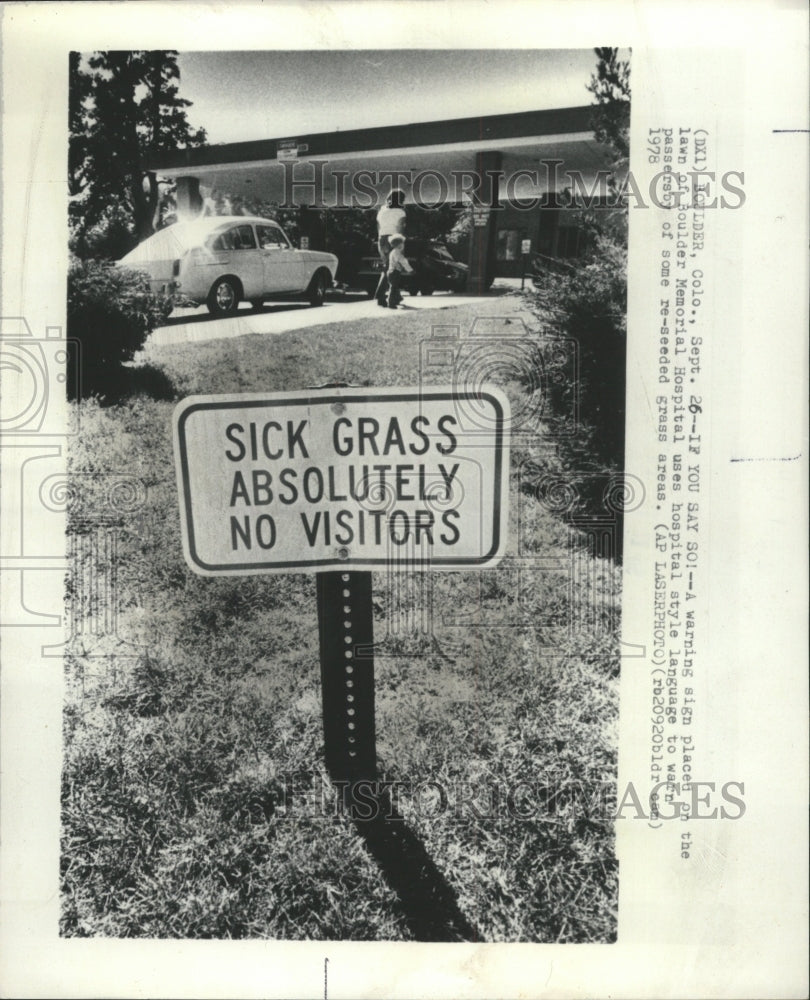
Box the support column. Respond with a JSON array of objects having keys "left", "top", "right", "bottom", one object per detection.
[
  {"left": 175, "top": 176, "right": 203, "bottom": 219},
  {"left": 467, "top": 150, "right": 502, "bottom": 295}
]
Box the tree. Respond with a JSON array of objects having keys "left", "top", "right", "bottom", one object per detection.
[
  {"left": 70, "top": 51, "right": 207, "bottom": 256},
  {"left": 557, "top": 47, "right": 631, "bottom": 248},
  {"left": 586, "top": 47, "right": 631, "bottom": 165}
]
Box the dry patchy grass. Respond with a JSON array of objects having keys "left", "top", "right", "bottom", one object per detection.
[{"left": 62, "top": 294, "right": 619, "bottom": 941}]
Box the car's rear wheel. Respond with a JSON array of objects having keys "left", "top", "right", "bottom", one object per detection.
[
  {"left": 420, "top": 283, "right": 435, "bottom": 296},
  {"left": 307, "top": 269, "right": 328, "bottom": 307},
  {"left": 207, "top": 276, "right": 241, "bottom": 316}
]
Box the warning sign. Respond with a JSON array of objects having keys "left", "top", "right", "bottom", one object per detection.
[
  {"left": 173, "top": 386, "right": 509, "bottom": 574},
  {"left": 276, "top": 139, "right": 308, "bottom": 161}
]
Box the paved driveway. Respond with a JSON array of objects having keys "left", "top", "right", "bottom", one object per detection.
[{"left": 148, "top": 290, "right": 496, "bottom": 348}]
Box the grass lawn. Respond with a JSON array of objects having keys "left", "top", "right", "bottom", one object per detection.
[{"left": 62, "top": 293, "right": 620, "bottom": 941}]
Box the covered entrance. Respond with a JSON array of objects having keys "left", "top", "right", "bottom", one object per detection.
[{"left": 151, "top": 105, "right": 611, "bottom": 294}]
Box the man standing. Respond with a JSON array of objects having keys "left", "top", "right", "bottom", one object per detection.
[{"left": 374, "top": 188, "right": 406, "bottom": 307}]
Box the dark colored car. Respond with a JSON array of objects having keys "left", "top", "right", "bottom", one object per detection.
[{"left": 356, "top": 240, "right": 468, "bottom": 296}]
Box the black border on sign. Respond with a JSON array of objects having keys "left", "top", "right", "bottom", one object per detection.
[{"left": 176, "top": 390, "right": 506, "bottom": 573}]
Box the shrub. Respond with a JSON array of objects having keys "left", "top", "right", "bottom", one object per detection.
[
  {"left": 67, "top": 259, "right": 173, "bottom": 399},
  {"left": 69, "top": 200, "right": 139, "bottom": 262},
  {"left": 530, "top": 232, "right": 627, "bottom": 470}
]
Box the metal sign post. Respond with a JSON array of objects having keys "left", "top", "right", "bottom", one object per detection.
[
  {"left": 316, "top": 569, "right": 377, "bottom": 790},
  {"left": 521, "top": 238, "right": 532, "bottom": 290}
]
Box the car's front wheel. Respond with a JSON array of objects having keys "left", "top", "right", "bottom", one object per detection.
[
  {"left": 307, "top": 269, "right": 328, "bottom": 307},
  {"left": 207, "top": 276, "right": 241, "bottom": 316}
]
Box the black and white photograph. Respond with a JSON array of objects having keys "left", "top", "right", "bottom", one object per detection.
[
  {"left": 0, "top": 3, "right": 807, "bottom": 998},
  {"left": 61, "top": 46, "right": 629, "bottom": 943}
]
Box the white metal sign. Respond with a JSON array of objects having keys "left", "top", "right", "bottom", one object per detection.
[
  {"left": 276, "top": 139, "right": 308, "bottom": 161},
  {"left": 174, "top": 386, "right": 510, "bottom": 575},
  {"left": 472, "top": 207, "right": 491, "bottom": 228},
  {"left": 521, "top": 239, "right": 532, "bottom": 254}
]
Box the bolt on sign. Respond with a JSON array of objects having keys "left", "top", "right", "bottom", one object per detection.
[{"left": 173, "top": 386, "right": 510, "bottom": 575}]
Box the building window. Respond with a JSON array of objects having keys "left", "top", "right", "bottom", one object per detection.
[
  {"left": 496, "top": 229, "right": 521, "bottom": 262},
  {"left": 556, "top": 221, "right": 585, "bottom": 258},
  {"left": 536, "top": 209, "right": 558, "bottom": 254}
]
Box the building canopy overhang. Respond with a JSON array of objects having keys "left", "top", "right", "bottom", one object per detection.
[{"left": 150, "top": 105, "right": 612, "bottom": 208}]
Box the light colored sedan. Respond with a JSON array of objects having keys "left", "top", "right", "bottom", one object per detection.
[{"left": 118, "top": 216, "right": 338, "bottom": 314}]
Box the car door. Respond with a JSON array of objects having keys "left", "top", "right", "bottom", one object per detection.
[
  {"left": 256, "top": 224, "right": 304, "bottom": 294},
  {"left": 209, "top": 224, "right": 263, "bottom": 299}
]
